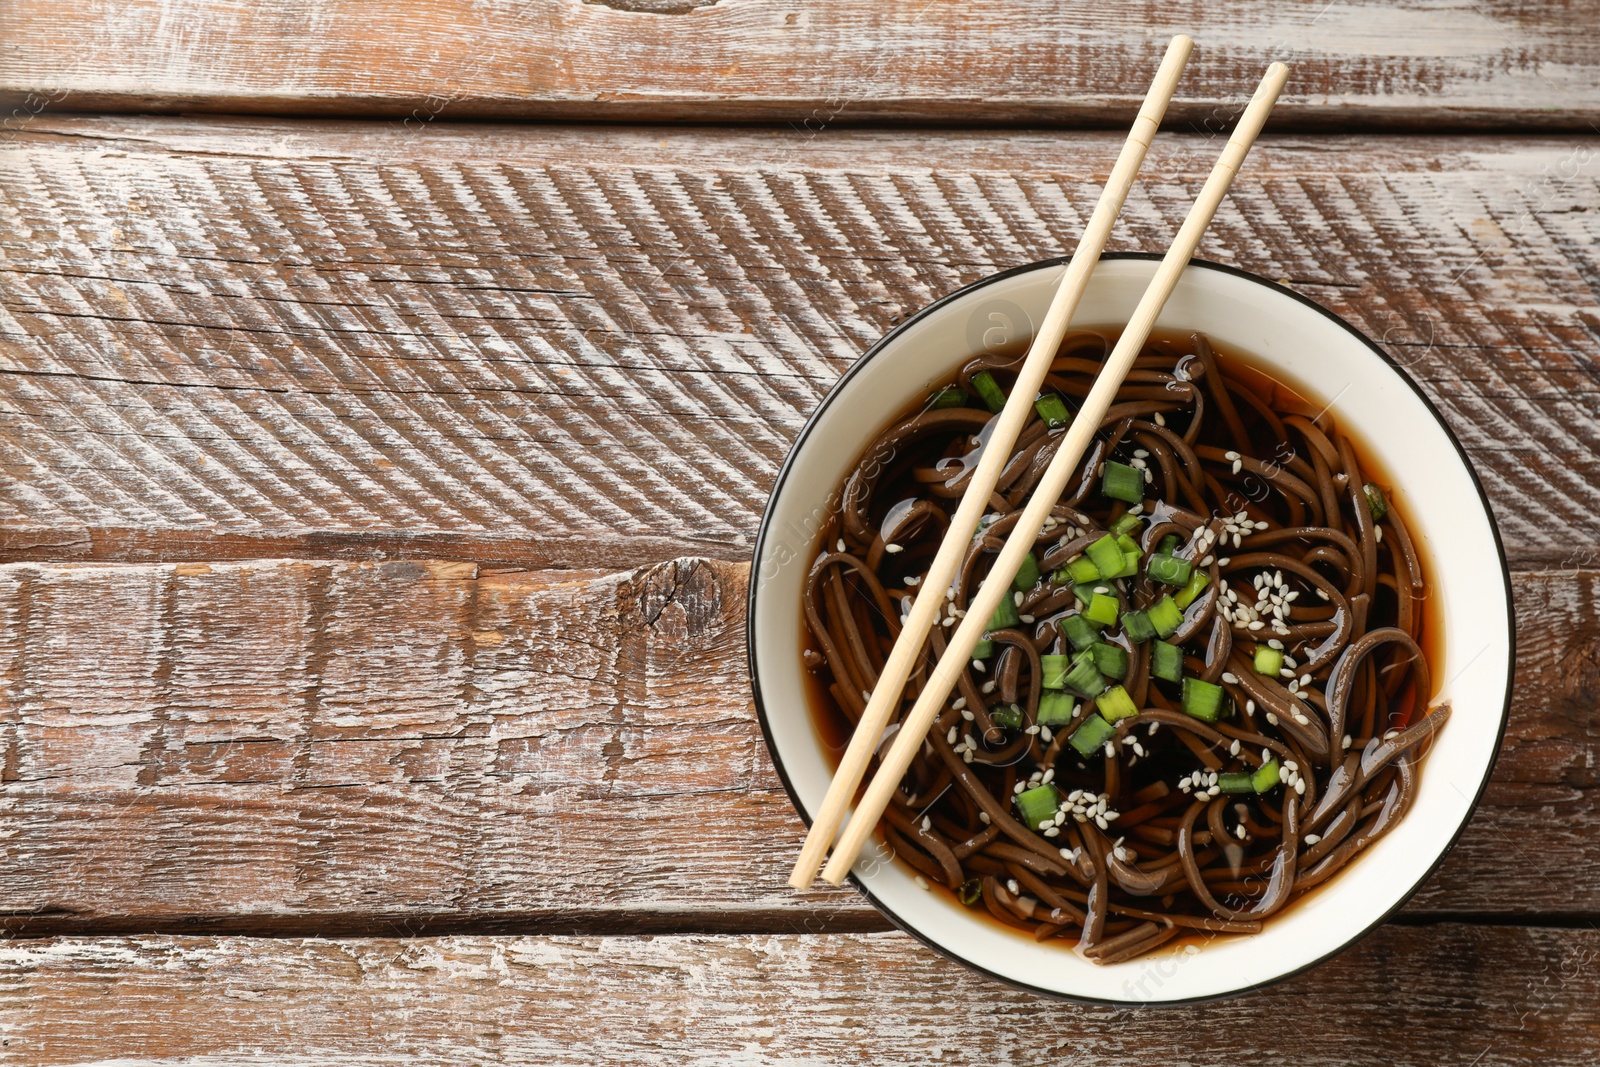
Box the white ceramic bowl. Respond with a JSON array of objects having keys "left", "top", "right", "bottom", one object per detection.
[{"left": 749, "top": 254, "right": 1513, "bottom": 1003}]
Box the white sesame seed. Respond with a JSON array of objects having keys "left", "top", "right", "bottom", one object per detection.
[
  {"left": 1014, "top": 591, "right": 1024, "bottom": 606},
  {"left": 905, "top": 576, "right": 921, "bottom": 586},
  {"left": 962, "top": 709, "right": 975, "bottom": 722},
  {"left": 1234, "top": 825, "right": 1247, "bottom": 840},
  {"left": 1019, "top": 614, "right": 1035, "bottom": 624},
  {"left": 1218, "top": 557, "right": 1231, "bottom": 566},
  {"left": 1266, "top": 712, "right": 1279, "bottom": 725},
  {"left": 952, "top": 697, "right": 966, "bottom": 711},
  {"left": 1375, "top": 526, "right": 1384, "bottom": 543},
  {"left": 1044, "top": 826, "right": 1060, "bottom": 837},
  {"left": 915, "top": 875, "right": 930, "bottom": 890},
  {"left": 982, "top": 680, "right": 997, "bottom": 694},
  {"left": 1232, "top": 459, "right": 1243, "bottom": 475},
  {"left": 1040, "top": 726, "right": 1053, "bottom": 743},
  {"left": 836, "top": 539, "right": 846, "bottom": 552},
  {"left": 979, "top": 811, "right": 991, "bottom": 825},
  {"left": 1060, "top": 847, "right": 1073, "bottom": 859},
  {"left": 921, "top": 816, "right": 931, "bottom": 832},
  {"left": 962, "top": 750, "right": 973, "bottom": 763},
  {"left": 1304, "top": 834, "right": 1321, "bottom": 845},
  {"left": 1343, "top": 734, "right": 1353, "bottom": 749},
  {"left": 1042, "top": 768, "right": 1055, "bottom": 783},
  {"left": 1007, "top": 879, "right": 1021, "bottom": 894},
  {"left": 884, "top": 543, "right": 904, "bottom": 554},
  {"left": 1155, "top": 412, "right": 1165, "bottom": 426},
  {"left": 972, "top": 659, "right": 986, "bottom": 671},
  {"left": 1014, "top": 783, "right": 1027, "bottom": 795},
  {"left": 1294, "top": 779, "right": 1306, "bottom": 795},
  {"left": 1230, "top": 739, "right": 1241, "bottom": 756},
  {"left": 1268, "top": 639, "right": 1284, "bottom": 650},
  {"left": 947, "top": 727, "right": 958, "bottom": 744},
  {"left": 1248, "top": 620, "right": 1264, "bottom": 631},
  {"left": 1222, "top": 671, "right": 1239, "bottom": 684}
]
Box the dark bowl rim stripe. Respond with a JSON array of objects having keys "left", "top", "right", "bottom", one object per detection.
[{"left": 746, "top": 251, "right": 1516, "bottom": 1006}]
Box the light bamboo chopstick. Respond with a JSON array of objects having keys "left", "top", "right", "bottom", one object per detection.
[
  {"left": 820, "top": 61, "right": 1291, "bottom": 887},
  {"left": 786, "top": 34, "right": 1195, "bottom": 892}
]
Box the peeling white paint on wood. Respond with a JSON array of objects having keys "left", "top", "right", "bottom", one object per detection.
[
  {"left": 0, "top": 929, "right": 1597, "bottom": 1064},
  {"left": 0, "top": 118, "right": 1596, "bottom": 564},
  {"left": 0, "top": 558, "right": 1592, "bottom": 932},
  {"left": 2, "top": 1, "right": 1598, "bottom": 127}
]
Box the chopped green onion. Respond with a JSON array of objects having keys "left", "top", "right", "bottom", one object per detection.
[
  {"left": 989, "top": 704, "right": 1023, "bottom": 730},
  {"left": 1068, "top": 712, "right": 1116, "bottom": 758},
  {"left": 1110, "top": 512, "right": 1144, "bottom": 538},
  {"left": 1091, "top": 642, "right": 1128, "bottom": 680},
  {"left": 1065, "top": 555, "right": 1102, "bottom": 585},
  {"left": 989, "top": 595, "right": 1021, "bottom": 631},
  {"left": 1084, "top": 592, "right": 1120, "bottom": 628},
  {"left": 927, "top": 387, "right": 967, "bottom": 410},
  {"left": 1112, "top": 534, "right": 1142, "bottom": 578},
  {"left": 1039, "top": 653, "right": 1071, "bottom": 689},
  {"left": 1050, "top": 566, "right": 1073, "bottom": 586},
  {"left": 971, "top": 638, "right": 994, "bottom": 659},
  {"left": 1086, "top": 534, "right": 1125, "bottom": 579},
  {"left": 1096, "top": 683, "right": 1138, "bottom": 721},
  {"left": 1102, "top": 460, "right": 1144, "bottom": 503},
  {"left": 958, "top": 877, "right": 983, "bottom": 905},
  {"left": 1012, "top": 552, "right": 1041, "bottom": 591},
  {"left": 1015, "top": 783, "right": 1063, "bottom": 828},
  {"left": 1034, "top": 392, "right": 1072, "bottom": 428},
  {"left": 1217, "top": 771, "right": 1256, "bottom": 794},
  {"left": 1147, "top": 552, "right": 1193, "bottom": 587},
  {"left": 1038, "top": 690, "right": 1077, "bottom": 726},
  {"left": 972, "top": 371, "right": 1007, "bottom": 414},
  {"left": 1060, "top": 613, "right": 1100, "bottom": 651},
  {"left": 1174, "top": 569, "right": 1210, "bottom": 610},
  {"left": 1150, "top": 640, "right": 1184, "bottom": 683},
  {"left": 1158, "top": 534, "right": 1180, "bottom": 555},
  {"left": 1181, "top": 676, "right": 1224, "bottom": 722},
  {"left": 1063, "top": 650, "right": 1106, "bottom": 698},
  {"left": 1073, "top": 581, "right": 1112, "bottom": 605},
  {"left": 1363, "top": 482, "right": 1389, "bottom": 522},
  {"left": 1120, "top": 609, "right": 1157, "bottom": 643},
  {"left": 1148, "top": 594, "right": 1184, "bottom": 638},
  {"left": 1252, "top": 758, "right": 1282, "bottom": 792},
  {"left": 1254, "top": 644, "right": 1284, "bottom": 677}
]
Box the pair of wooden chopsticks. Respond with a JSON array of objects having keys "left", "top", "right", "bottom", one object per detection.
[{"left": 790, "top": 37, "right": 1290, "bottom": 890}]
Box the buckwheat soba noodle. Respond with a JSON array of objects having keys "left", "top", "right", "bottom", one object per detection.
[{"left": 802, "top": 329, "right": 1447, "bottom": 964}]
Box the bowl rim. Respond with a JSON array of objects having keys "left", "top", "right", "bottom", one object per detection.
[{"left": 747, "top": 251, "right": 1515, "bottom": 1005}]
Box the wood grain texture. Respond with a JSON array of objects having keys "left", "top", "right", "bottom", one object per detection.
[
  {"left": 1, "top": 117, "right": 1598, "bottom": 568},
  {"left": 2, "top": 1, "right": 1600, "bottom": 128},
  {"left": 0, "top": 557, "right": 1591, "bottom": 935},
  {"left": 2, "top": 928, "right": 1598, "bottom": 1065}
]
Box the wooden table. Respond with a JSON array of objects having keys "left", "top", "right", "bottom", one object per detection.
[{"left": 1, "top": 3, "right": 1597, "bottom": 1062}]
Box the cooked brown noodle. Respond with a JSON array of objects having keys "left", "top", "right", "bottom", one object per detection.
[{"left": 802, "top": 330, "right": 1446, "bottom": 962}]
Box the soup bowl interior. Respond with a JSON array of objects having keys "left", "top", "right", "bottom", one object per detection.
[{"left": 749, "top": 254, "right": 1512, "bottom": 1004}]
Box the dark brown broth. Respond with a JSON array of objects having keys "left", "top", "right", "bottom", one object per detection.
[{"left": 799, "top": 326, "right": 1441, "bottom": 949}]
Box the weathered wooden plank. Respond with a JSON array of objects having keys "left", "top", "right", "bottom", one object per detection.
[
  {"left": 0, "top": 118, "right": 1597, "bottom": 567},
  {"left": 2, "top": 1, "right": 1599, "bottom": 128},
  {"left": 0, "top": 558, "right": 1591, "bottom": 935},
  {"left": 1, "top": 928, "right": 1597, "bottom": 1065}
]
